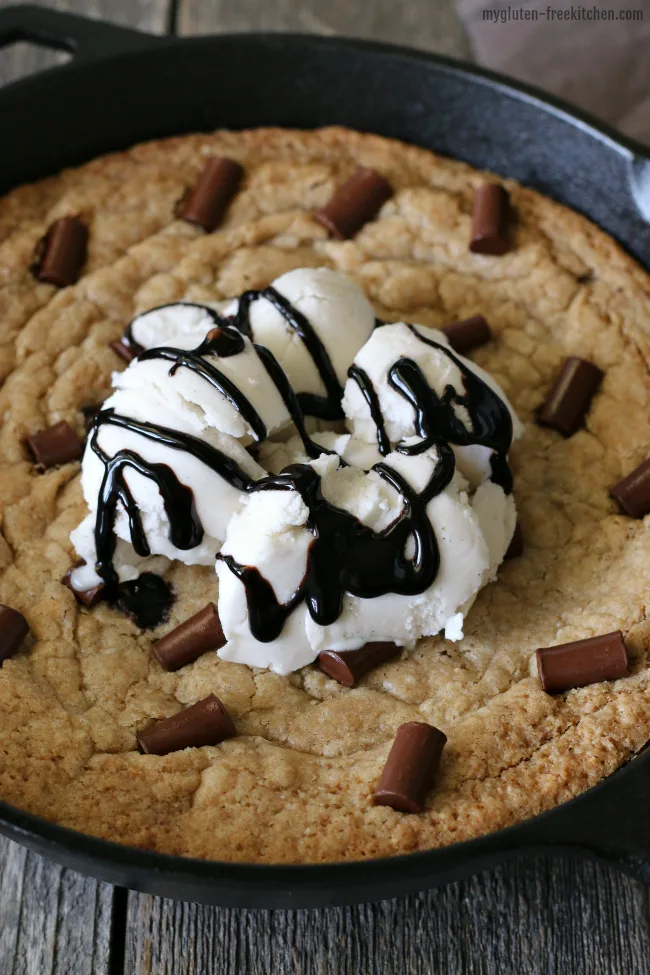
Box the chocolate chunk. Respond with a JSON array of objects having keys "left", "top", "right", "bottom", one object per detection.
[
  {"left": 35, "top": 216, "right": 88, "bottom": 287},
  {"left": 110, "top": 338, "right": 143, "bottom": 363},
  {"left": 470, "top": 184, "right": 511, "bottom": 255},
  {"left": 152, "top": 603, "right": 226, "bottom": 672},
  {"left": 62, "top": 565, "right": 106, "bottom": 609},
  {"left": 536, "top": 630, "right": 628, "bottom": 694},
  {"left": 137, "top": 694, "right": 236, "bottom": 755},
  {"left": 179, "top": 157, "right": 244, "bottom": 232},
  {"left": 504, "top": 522, "right": 523, "bottom": 560},
  {"left": 374, "top": 722, "right": 446, "bottom": 814},
  {"left": 315, "top": 168, "right": 393, "bottom": 239},
  {"left": 318, "top": 642, "right": 400, "bottom": 687},
  {"left": 27, "top": 420, "right": 83, "bottom": 469},
  {"left": 0, "top": 604, "right": 29, "bottom": 665},
  {"left": 442, "top": 315, "right": 492, "bottom": 355},
  {"left": 611, "top": 459, "right": 650, "bottom": 519},
  {"left": 81, "top": 404, "right": 101, "bottom": 433},
  {"left": 538, "top": 357, "right": 603, "bottom": 437}
]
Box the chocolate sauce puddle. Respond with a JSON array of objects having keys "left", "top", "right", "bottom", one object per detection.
[
  {"left": 110, "top": 573, "right": 173, "bottom": 629},
  {"left": 233, "top": 286, "right": 344, "bottom": 419}
]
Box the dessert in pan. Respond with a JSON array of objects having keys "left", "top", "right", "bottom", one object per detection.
[{"left": 0, "top": 127, "right": 649, "bottom": 863}]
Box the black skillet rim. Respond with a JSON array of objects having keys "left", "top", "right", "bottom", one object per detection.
[{"left": 0, "top": 9, "right": 650, "bottom": 905}]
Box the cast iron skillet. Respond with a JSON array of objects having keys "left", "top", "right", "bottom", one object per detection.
[{"left": 0, "top": 4, "right": 649, "bottom": 910}]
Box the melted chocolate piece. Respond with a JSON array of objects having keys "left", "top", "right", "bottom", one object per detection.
[
  {"left": 347, "top": 364, "right": 391, "bottom": 456},
  {"left": 538, "top": 356, "right": 603, "bottom": 438},
  {"left": 81, "top": 405, "right": 101, "bottom": 433},
  {"left": 536, "top": 631, "right": 628, "bottom": 693},
  {"left": 611, "top": 458, "right": 650, "bottom": 519},
  {"left": 318, "top": 642, "right": 400, "bottom": 686},
  {"left": 112, "top": 573, "right": 173, "bottom": 630},
  {"left": 35, "top": 216, "right": 88, "bottom": 287},
  {"left": 374, "top": 722, "right": 446, "bottom": 813},
  {"left": 110, "top": 338, "right": 143, "bottom": 363},
  {"left": 27, "top": 421, "right": 83, "bottom": 469},
  {"left": 442, "top": 315, "right": 492, "bottom": 355},
  {"left": 217, "top": 447, "right": 455, "bottom": 643},
  {"left": 179, "top": 157, "right": 243, "bottom": 232},
  {"left": 137, "top": 694, "right": 236, "bottom": 754},
  {"left": 470, "top": 184, "right": 511, "bottom": 256},
  {"left": 62, "top": 565, "right": 106, "bottom": 608},
  {"left": 315, "top": 168, "right": 393, "bottom": 240},
  {"left": 0, "top": 604, "right": 29, "bottom": 665},
  {"left": 152, "top": 603, "right": 226, "bottom": 671},
  {"left": 233, "top": 286, "right": 344, "bottom": 419}
]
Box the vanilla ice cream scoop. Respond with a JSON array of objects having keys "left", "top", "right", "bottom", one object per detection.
[
  {"left": 216, "top": 445, "right": 502, "bottom": 676},
  {"left": 223, "top": 267, "right": 376, "bottom": 419},
  {"left": 71, "top": 269, "right": 521, "bottom": 679},
  {"left": 342, "top": 321, "right": 523, "bottom": 488},
  {"left": 127, "top": 301, "right": 228, "bottom": 352},
  {"left": 70, "top": 322, "right": 292, "bottom": 591}
]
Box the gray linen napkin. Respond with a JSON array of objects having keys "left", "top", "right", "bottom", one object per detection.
[{"left": 456, "top": 0, "right": 650, "bottom": 144}]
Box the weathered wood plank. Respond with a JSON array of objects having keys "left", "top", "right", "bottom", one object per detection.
[
  {"left": 177, "top": 0, "right": 472, "bottom": 59},
  {"left": 0, "top": 835, "right": 115, "bottom": 975},
  {"left": 123, "top": 855, "right": 650, "bottom": 975},
  {"left": 0, "top": 1, "right": 170, "bottom": 970}
]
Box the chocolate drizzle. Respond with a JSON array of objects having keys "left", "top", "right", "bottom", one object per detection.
[
  {"left": 254, "top": 343, "right": 331, "bottom": 461},
  {"left": 125, "top": 301, "right": 223, "bottom": 352},
  {"left": 89, "top": 408, "right": 255, "bottom": 590},
  {"left": 390, "top": 327, "right": 513, "bottom": 492},
  {"left": 87, "top": 301, "right": 514, "bottom": 641},
  {"left": 139, "top": 327, "right": 269, "bottom": 444},
  {"left": 218, "top": 446, "right": 455, "bottom": 643},
  {"left": 218, "top": 325, "right": 515, "bottom": 643},
  {"left": 347, "top": 325, "right": 514, "bottom": 492},
  {"left": 233, "top": 286, "right": 344, "bottom": 419},
  {"left": 347, "top": 363, "right": 391, "bottom": 456},
  {"left": 87, "top": 309, "right": 331, "bottom": 613}
]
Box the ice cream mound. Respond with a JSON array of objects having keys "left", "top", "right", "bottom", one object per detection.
[{"left": 69, "top": 267, "right": 522, "bottom": 675}]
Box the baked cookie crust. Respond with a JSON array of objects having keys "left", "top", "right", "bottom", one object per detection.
[{"left": 1, "top": 126, "right": 650, "bottom": 864}]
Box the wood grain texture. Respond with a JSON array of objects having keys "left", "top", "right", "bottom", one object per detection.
[
  {"left": 0, "top": 836, "right": 114, "bottom": 975},
  {"left": 123, "top": 856, "right": 650, "bottom": 975},
  {"left": 0, "top": 2, "right": 167, "bottom": 973},
  {"left": 177, "top": 0, "right": 472, "bottom": 59},
  {"left": 0, "top": 2, "right": 650, "bottom": 975}
]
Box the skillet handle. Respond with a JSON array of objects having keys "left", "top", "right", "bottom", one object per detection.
[
  {"left": 0, "top": 4, "right": 161, "bottom": 64},
  {"left": 629, "top": 155, "right": 650, "bottom": 224}
]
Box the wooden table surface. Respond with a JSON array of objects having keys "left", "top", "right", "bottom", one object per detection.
[{"left": 1, "top": 2, "right": 649, "bottom": 972}]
